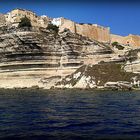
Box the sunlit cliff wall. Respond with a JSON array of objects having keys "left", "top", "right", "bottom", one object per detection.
[
  {"left": 75, "top": 23, "right": 110, "bottom": 43},
  {"left": 0, "top": 14, "right": 6, "bottom": 26},
  {"left": 111, "top": 34, "right": 140, "bottom": 48},
  {"left": 52, "top": 17, "right": 110, "bottom": 43}
]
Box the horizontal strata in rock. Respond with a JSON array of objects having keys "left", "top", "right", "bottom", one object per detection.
[
  {"left": 1, "top": 26, "right": 140, "bottom": 89},
  {"left": 0, "top": 26, "right": 115, "bottom": 88}
]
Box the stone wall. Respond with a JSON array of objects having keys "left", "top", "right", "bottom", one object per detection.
[
  {"left": 5, "top": 9, "right": 49, "bottom": 28},
  {"left": 75, "top": 24, "right": 98, "bottom": 40},
  {"left": 111, "top": 34, "right": 124, "bottom": 44},
  {"left": 125, "top": 35, "right": 140, "bottom": 48},
  {"left": 95, "top": 25, "right": 110, "bottom": 43},
  {"left": 52, "top": 18, "right": 110, "bottom": 43},
  {"left": 38, "top": 16, "right": 49, "bottom": 28},
  {"left": 111, "top": 34, "right": 140, "bottom": 48},
  {"left": 0, "top": 14, "right": 6, "bottom": 26},
  {"left": 76, "top": 24, "right": 110, "bottom": 42},
  {"left": 59, "top": 18, "right": 76, "bottom": 33},
  {"left": 5, "top": 9, "right": 39, "bottom": 27}
]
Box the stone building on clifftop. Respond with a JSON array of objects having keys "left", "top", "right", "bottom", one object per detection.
[
  {"left": 4, "top": 9, "right": 50, "bottom": 28},
  {"left": 52, "top": 17, "right": 110, "bottom": 43},
  {"left": 1, "top": 9, "right": 140, "bottom": 47},
  {"left": 0, "top": 14, "right": 6, "bottom": 26}
]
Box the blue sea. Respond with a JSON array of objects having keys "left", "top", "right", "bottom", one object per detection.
[{"left": 0, "top": 89, "right": 140, "bottom": 140}]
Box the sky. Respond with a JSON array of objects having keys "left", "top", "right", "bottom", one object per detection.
[{"left": 0, "top": 0, "right": 140, "bottom": 36}]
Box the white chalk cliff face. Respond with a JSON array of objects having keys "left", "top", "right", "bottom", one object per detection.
[
  {"left": 0, "top": 25, "right": 140, "bottom": 89},
  {"left": 0, "top": 26, "right": 113, "bottom": 89}
]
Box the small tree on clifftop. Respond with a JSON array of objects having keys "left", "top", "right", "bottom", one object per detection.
[
  {"left": 47, "top": 24, "right": 59, "bottom": 34},
  {"left": 112, "top": 41, "right": 124, "bottom": 50},
  {"left": 18, "top": 16, "right": 32, "bottom": 28}
]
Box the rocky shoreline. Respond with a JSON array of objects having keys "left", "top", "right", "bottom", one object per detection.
[{"left": 0, "top": 86, "right": 138, "bottom": 91}]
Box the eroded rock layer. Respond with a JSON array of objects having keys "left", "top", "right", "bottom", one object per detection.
[
  {"left": 0, "top": 27, "right": 113, "bottom": 88},
  {"left": 54, "top": 63, "right": 140, "bottom": 90}
]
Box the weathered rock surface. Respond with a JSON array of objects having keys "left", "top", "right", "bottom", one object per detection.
[
  {"left": 124, "top": 48, "right": 140, "bottom": 73},
  {"left": 0, "top": 26, "right": 114, "bottom": 89},
  {"left": 0, "top": 26, "right": 140, "bottom": 90},
  {"left": 53, "top": 63, "right": 140, "bottom": 90}
]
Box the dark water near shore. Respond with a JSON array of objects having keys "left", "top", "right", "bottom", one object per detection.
[{"left": 0, "top": 89, "right": 140, "bottom": 140}]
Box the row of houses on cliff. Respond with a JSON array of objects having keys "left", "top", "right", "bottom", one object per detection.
[
  {"left": 0, "top": 9, "right": 50, "bottom": 28},
  {"left": 0, "top": 8, "right": 140, "bottom": 48}
]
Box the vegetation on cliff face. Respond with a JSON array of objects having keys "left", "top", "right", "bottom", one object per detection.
[
  {"left": 82, "top": 63, "right": 140, "bottom": 85},
  {"left": 47, "top": 24, "right": 59, "bottom": 34},
  {"left": 18, "top": 16, "right": 32, "bottom": 28},
  {"left": 112, "top": 41, "right": 124, "bottom": 50},
  {"left": 125, "top": 48, "right": 139, "bottom": 62},
  {"left": 55, "top": 62, "right": 140, "bottom": 89}
]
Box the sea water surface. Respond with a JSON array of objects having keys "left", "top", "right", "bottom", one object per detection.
[{"left": 0, "top": 89, "right": 140, "bottom": 140}]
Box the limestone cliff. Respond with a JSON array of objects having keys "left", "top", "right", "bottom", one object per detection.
[
  {"left": 0, "top": 25, "right": 139, "bottom": 90},
  {"left": 51, "top": 47, "right": 140, "bottom": 90},
  {"left": 53, "top": 63, "right": 140, "bottom": 90},
  {"left": 0, "top": 26, "right": 113, "bottom": 89}
]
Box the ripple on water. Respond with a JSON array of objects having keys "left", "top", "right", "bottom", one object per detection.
[{"left": 0, "top": 89, "right": 140, "bottom": 139}]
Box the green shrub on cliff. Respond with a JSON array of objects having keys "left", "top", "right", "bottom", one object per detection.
[
  {"left": 112, "top": 41, "right": 119, "bottom": 47},
  {"left": 112, "top": 42, "right": 124, "bottom": 50},
  {"left": 46, "top": 24, "right": 59, "bottom": 34},
  {"left": 18, "top": 16, "right": 32, "bottom": 28}
]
